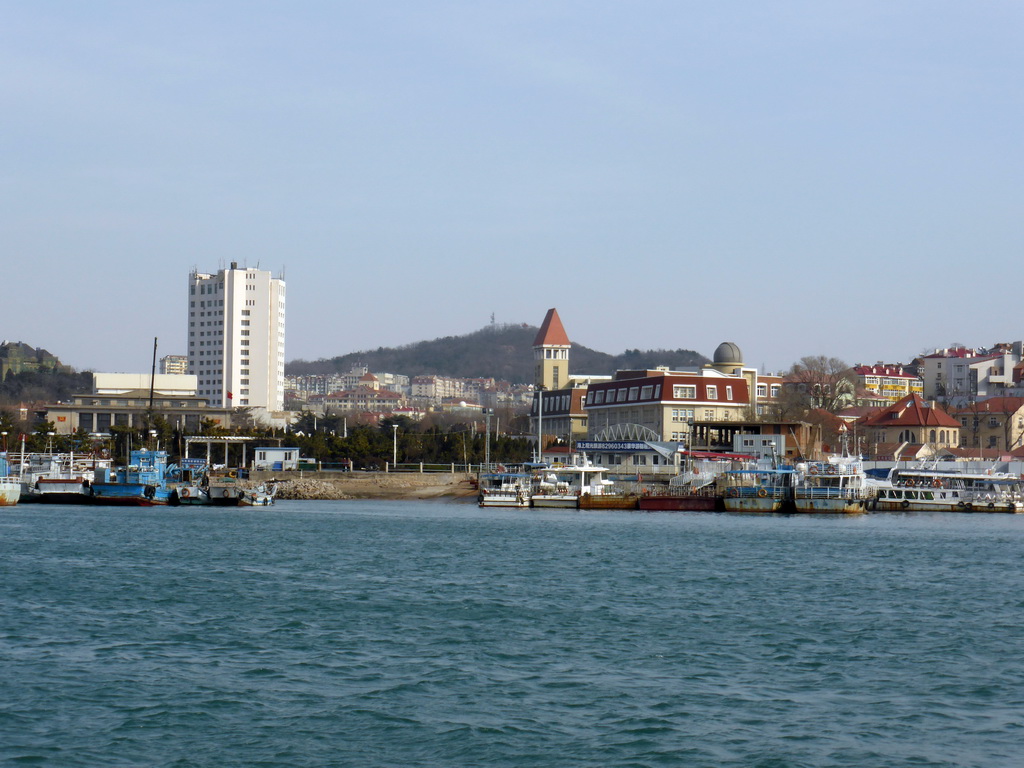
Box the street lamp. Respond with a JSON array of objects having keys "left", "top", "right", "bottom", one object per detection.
[
  {"left": 392, "top": 424, "right": 399, "bottom": 468},
  {"left": 47, "top": 431, "right": 55, "bottom": 455}
]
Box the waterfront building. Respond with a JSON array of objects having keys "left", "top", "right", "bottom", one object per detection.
[
  {"left": 42, "top": 388, "right": 234, "bottom": 436},
  {"left": 188, "top": 263, "right": 286, "bottom": 412}
]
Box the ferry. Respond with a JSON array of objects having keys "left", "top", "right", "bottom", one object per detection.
[
  {"left": 793, "top": 440, "right": 872, "bottom": 514},
  {"left": 530, "top": 455, "right": 613, "bottom": 509},
  {"left": 478, "top": 469, "right": 532, "bottom": 508},
  {"left": 873, "top": 467, "right": 1023, "bottom": 513}
]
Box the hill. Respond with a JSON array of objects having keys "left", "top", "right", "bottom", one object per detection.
[{"left": 286, "top": 324, "right": 710, "bottom": 383}]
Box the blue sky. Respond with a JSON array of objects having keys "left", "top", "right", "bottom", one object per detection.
[{"left": 3, "top": 2, "right": 1021, "bottom": 375}]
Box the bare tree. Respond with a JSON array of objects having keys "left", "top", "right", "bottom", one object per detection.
[{"left": 784, "top": 356, "right": 856, "bottom": 414}]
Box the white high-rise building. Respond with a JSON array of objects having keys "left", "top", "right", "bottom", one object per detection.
[{"left": 187, "top": 263, "right": 286, "bottom": 411}]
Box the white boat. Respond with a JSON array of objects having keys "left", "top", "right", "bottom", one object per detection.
[
  {"left": 0, "top": 467, "right": 19, "bottom": 506},
  {"left": 478, "top": 470, "right": 531, "bottom": 508},
  {"left": 873, "top": 467, "right": 1023, "bottom": 513},
  {"left": 793, "top": 438, "right": 872, "bottom": 514},
  {"left": 14, "top": 452, "right": 111, "bottom": 504},
  {"left": 238, "top": 482, "right": 276, "bottom": 507},
  {"left": 530, "top": 455, "right": 612, "bottom": 509}
]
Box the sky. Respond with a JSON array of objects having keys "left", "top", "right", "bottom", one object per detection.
[{"left": 3, "top": 1, "right": 1021, "bottom": 376}]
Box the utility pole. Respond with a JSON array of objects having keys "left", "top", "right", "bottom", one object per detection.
[{"left": 484, "top": 408, "right": 492, "bottom": 470}]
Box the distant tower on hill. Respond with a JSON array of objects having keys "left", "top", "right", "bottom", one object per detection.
[{"left": 533, "top": 308, "right": 571, "bottom": 391}]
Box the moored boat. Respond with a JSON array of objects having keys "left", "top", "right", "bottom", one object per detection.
[
  {"left": 478, "top": 470, "right": 532, "bottom": 508},
  {"left": 722, "top": 466, "right": 796, "bottom": 513},
  {"left": 530, "top": 455, "right": 612, "bottom": 509},
  {"left": 873, "top": 467, "right": 1023, "bottom": 513},
  {"left": 793, "top": 448, "right": 872, "bottom": 514},
  {"left": 0, "top": 455, "right": 20, "bottom": 506},
  {"left": 238, "top": 482, "right": 277, "bottom": 507},
  {"left": 90, "top": 450, "right": 176, "bottom": 506}
]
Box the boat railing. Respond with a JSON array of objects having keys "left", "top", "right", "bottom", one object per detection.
[{"left": 795, "top": 487, "right": 866, "bottom": 500}]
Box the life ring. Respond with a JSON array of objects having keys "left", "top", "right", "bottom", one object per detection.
[
  {"left": 757, "top": 488, "right": 768, "bottom": 498},
  {"left": 181, "top": 488, "right": 190, "bottom": 498},
  {"left": 727, "top": 488, "right": 739, "bottom": 498},
  {"left": 809, "top": 466, "right": 819, "bottom": 475},
  {"left": 932, "top": 479, "right": 942, "bottom": 488},
  {"left": 228, "top": 471, "right": 237, "bottom": 478}
]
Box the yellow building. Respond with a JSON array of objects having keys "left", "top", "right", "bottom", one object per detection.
[{"left": 852, "top": 364, "right": 923, "bottom": 405}]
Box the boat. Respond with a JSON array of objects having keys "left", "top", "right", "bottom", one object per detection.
[
  {"left": 872, "top": 467, "right": 1023, "bottom": 513},
  {"left": 206, "top": 469, "right": 247, "bottom": 506},
  {"left": 721, "top": 465, "right": 796, "bottom": 513},
  {"left": 0, "top": 454, "right": 20, "bottom": 506},
  {"left": 478, "top": 470, "right": 532, "bottom": 508},
  {"left": 792, "top": 437, "right": 872, "bottom": 514},
  {"left": 637, "top": 452, "right": 746, "bottom": 512},
  {"left": 238, "top": 482, "right": 277, "bottom": 507},
  {"left": 89, "top": 449, "right": 177, "bottom": 506},
  {"left": 15, "top": 452, "right": 112, "bottom": 504},
  {"left": 530, "top": 455, "right": 613, "bottom": 509},
  {"left": 577, "top": 490, "right": 638, "bottom": 510}
]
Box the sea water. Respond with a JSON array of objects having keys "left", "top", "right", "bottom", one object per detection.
[{"left": 2, "top": 502, "right": 1022, "bottom": 767}]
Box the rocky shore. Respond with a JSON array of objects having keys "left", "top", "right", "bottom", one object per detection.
[{"left": 249, "top": 472, "right": 479, "bottom": 501}]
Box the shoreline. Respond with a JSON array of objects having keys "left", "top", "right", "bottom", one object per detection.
[{"left": 254, "top": 472, "right": 479, "bottom": 501}]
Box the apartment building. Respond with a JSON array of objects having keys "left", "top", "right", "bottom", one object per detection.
[{"left": 188, "top": 263, "right": 286, "bottom": 411}]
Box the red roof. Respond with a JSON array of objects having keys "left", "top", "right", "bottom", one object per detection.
[
  {"left": 858, "top": 394, "right": 960, "bottom": 428},
  {"left": 951, "top": 397, "right": 1024, "bottom": 416},
  {"left": 533, "top": 308, "right": 570, "bottom": 347}
]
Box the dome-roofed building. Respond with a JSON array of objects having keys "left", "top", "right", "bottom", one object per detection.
[{"left": 711, "top": 342, "right": 743, "bottom": 374}]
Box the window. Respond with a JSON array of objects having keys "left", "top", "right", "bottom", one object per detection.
[
  {"left": 725, "top": 386, "right": 733, "bottom": 401},
  {"left": 640, "top": 385, "right": 653, "bottom": 399},
  {"left": 616, "top": 389, "right": 627, "bottom": 402},
  {"left": 586, "top": 392, "right": 594, "bottom": 404},
  {"left": 704, "top": 409, "right": 715, "bottom": 420},
  {"left": 706, "top": 386, "right": 718, "bottom": 400},
  {"left": 628, "top": 387, "right": 639, "bottom": 401},
  {"left": 673, "top": 385, "right": 696, "bottom": 399},
  {"left": 595, "top": 391, "right": 605, "bottom": 404},
  {"left": 989, "top": 417, "right": 999, "bottom": 428},
  {"left": 756, "top": 384, "right": 767, "bottom": 397},
  {"left": 770, "top": 385, "right": 781, "bottom": 397}
]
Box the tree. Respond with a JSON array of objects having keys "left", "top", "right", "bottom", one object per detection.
[{"left": 784, "top": 356, "right": 856, "bottom": 414}]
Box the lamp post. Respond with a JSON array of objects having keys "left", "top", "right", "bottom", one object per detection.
[
  {"left": 1, "top": 431, "right": 6, "bottom": 453},
  {"left": 47, "top": 431, "right": 55, "bottom": 455},
  {"left": 392, "top": 424, "right": 399, "bottom": 468}
]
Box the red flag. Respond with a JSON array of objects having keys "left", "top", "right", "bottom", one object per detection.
[{"left": 227, "top": 391, "right": 234, "bottom": 400}]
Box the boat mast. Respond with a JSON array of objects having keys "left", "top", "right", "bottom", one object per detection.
[{"left": 147, "top": 337, "right": 158, "bottom": 448}]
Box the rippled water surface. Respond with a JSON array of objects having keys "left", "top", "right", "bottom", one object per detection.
[{"left": 2, "top": 502, "right": 1023, "bottom": 767}]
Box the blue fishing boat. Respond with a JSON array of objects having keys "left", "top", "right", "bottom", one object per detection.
[
  {"left": 722, "top": 466, "right": 796, "bottom": 513},
  {"left": 90, "top": 449, "right": 177, "bottom": 506}
]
